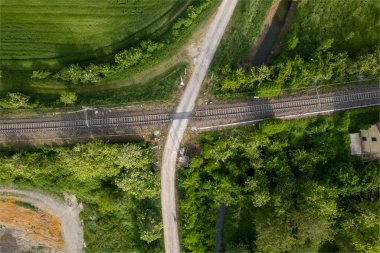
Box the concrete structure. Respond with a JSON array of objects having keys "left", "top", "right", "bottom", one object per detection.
[{"left": 350, "top": 122, "right": 380, "bottom": 159}]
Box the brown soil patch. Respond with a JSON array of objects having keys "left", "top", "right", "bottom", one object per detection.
[{"left": 0, "top": 198, "right": 64, "bottom": 250}]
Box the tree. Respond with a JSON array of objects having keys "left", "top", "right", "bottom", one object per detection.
[
  {"left": 342, "top": 201, "right": 380, "bottom": 253},
  {"left": 115, "top": 144, "right": 159, "bottom": 200},
  {"left": 287, "top": 35, "right": 299, "bottom": 50},
  {"left": 58, "top": 141, "right": 122, "bottom": 185},
  {"left": 255, "top": 213, "right": 297, "bottom": 253},
  {"left": 59, "top": 91, "right": 77, "bottom": 105},
  {"left": 0, "top": 92, "right": 31, "bottom": 109}
]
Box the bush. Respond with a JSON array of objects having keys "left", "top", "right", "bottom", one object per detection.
[
  {"left": 0, "top": 92, "right": 31, "bottom": 109},
  {"left": 59, "top": 91, "right": 77, "bottom": 105},
  {"left": 31, "top": 70, "right": 51, "bottom": 80}
]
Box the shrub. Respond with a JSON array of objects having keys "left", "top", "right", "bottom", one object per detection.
[
  {"left": 31, "top": 70, "right": 51, "bottom": 80},
  {"left": 0, "top": 92, "right": 31, "bottom": 109},
  {"left": 59, "top": 91, "right": 77, "bottom": 105}
]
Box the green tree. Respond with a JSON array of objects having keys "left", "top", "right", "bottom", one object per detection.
[
  {"left": 342, "top": 201, "right": 380, "bottom": 253},
  {"left": 255, "top": 213, "right": 296, "bottom": 253},
  {"left": 0, "top": 92, "right": 31, "bottom": 109},
  {"left": 115, "top": 145, "right": 159, "bottom": 200},
  {"left": 59, "top": 91, "right": 77, "bottom": 105}
]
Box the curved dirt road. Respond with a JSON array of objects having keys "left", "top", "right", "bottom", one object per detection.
[
  {"left": 161, "top": 0, "right": 238, "bottom": 252},
  {"left": 0, "top": 188, "right": 84, "bottom": 253}
]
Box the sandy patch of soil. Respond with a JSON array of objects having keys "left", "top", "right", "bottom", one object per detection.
[{"left": 0, "top": 198, "right": 64, "bottom": 252}]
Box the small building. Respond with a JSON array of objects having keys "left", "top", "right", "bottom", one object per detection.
[{"left": 350, "top": 121, "right": 380, "bottom": 159}]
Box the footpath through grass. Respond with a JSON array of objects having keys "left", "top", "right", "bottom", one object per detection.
[
  {"left": 179, "top": 107, "right": 380, "bottom": 252},
  {"left": 0, "top": 141, "right": 163, "bottom": 253}
]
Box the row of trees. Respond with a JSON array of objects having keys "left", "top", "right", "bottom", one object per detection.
[
  {"left": 52, "top": 39, "right": 163, "bottom": 85},
  {"left": 0, "top": 91, "right": 78, "bottom": 109},
  {"left": 172, "top": 0, "right": 213, "bottom": 37},
  {"left": 216, "top": 46, "right": 379, "bottom": 96},
  {"left": 0, "top": 141, "right": 163, "bottom": 252},
  {"left": 179, "top": 108, "right": 380, "bottom": 252}
]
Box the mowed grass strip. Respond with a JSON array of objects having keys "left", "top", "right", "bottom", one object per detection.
[{"left": 0, "top": 0, "right": 185, "bottom": 66}]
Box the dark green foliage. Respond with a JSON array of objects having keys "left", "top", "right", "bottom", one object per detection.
[
  {"left": 285, "top": 0, "right": 380, "bottom": 57},
  {"left": 0, "top": 92, "right": 35, "bottom": 109},
  {"left": 0, "top": 141, "right": 162, "bottom": 252},
  {"left": 215, "top": 49, "right": 379, "bottom": 96},
  {"left": 172, "top": 0, "right": 214, "bottom": 37},
  {"left": 179, "top": 107, "right": 380, "bottom": 252},
  {"left": 213, "top": 0, "right": 380, "bottom": 97}
]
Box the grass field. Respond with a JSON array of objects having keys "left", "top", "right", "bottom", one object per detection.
[
  {"left": 0, "top": 0, "right": 187, "bottom": 69},
  {"left": 0, "top": 0, "right": 221, "bottom": 108}
]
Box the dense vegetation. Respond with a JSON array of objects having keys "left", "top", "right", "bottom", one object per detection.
[
  {"left": 0, "top": 141, "right": 162, "bottom": 252},
  {"left": 213, "top": 0, "right": 380, "bottom": 97},
  {"left": 0, "top": 0, "right": 185, "bottom": 68},
  {"left": 284, "top": 0, "right": 379, "bottom": 57},
  {"left": 179, "top": 108, "right": 380, "bottom": 252},
  {"left": 216, "top": 47, "right": 379, "bottom": 97}
]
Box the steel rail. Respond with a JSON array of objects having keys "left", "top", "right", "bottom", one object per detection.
[{"left": 0, "top": 90, "right": 379, "bottom": 133}]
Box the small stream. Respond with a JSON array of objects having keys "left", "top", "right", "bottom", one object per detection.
[
  {"left": 215, "top": 203, "right": 227, "bottom": 253},
  {"left": 251, "top": 0, "right": 292, "bottom": 66}
]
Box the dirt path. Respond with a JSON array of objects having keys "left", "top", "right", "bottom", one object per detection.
[
  {"left": 0, "top": 188, "right": 84, "bottom": 253},
  {"left": 161, "top": 1, "right": 238, "bottom": 252}
]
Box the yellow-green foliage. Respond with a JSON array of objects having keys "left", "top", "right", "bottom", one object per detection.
[{"left": 0, "top": 141, "right": 162, "bottom": 252}]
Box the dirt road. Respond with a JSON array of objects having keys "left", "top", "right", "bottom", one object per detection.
[
  {"left": 160, "top": 0, "right": 238, "bottom": 252},
  {"left": 0, "top": 188, "right": 84, "bottom": 253}
]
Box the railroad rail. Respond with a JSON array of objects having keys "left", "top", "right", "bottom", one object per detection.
[
  {"left": 194, "top": 90, "right": 380, "bottom": 118},
  {"left": 0, "top": 89, "right": 379, "bottom": 133}
]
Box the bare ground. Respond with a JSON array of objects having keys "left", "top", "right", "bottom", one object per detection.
[{"left": 0, "top": 188, "right": 84, "bottom": 253}]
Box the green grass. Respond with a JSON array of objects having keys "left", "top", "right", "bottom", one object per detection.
[
  {"left": 14, "top": 200, "right": 39, "bottom": 212},
  {"left": 0, "top": 0, "right": 221, "bottom": 108},
  {"left": 0, "top": 64, "right": 185, "bottom": 108},
  {"left": 0, "top": 0, "right": 187, "bottom": 69},
  {"left": 212, "top": 0, "right": 275, "bottom": 69},
  {"left": 77, "top": 65, "right": 185, "bottom": 106}
]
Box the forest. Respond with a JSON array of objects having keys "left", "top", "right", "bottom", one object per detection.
[
  {"left": 213, "top": 0, "right": 380, "bottom": 97},
  {"left": 178, "top": 107, "right": 380, "bottom": 253},
  {"left": 0, "top": 141, "right": 163, "bottom": 253}
]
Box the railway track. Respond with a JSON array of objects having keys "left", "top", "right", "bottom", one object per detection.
[
  {"left": 194, "top": 90, "right": 380, "bottom": 118},
  {"left": 0, "top": 89, "right": 379, "bottom": 133}
]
